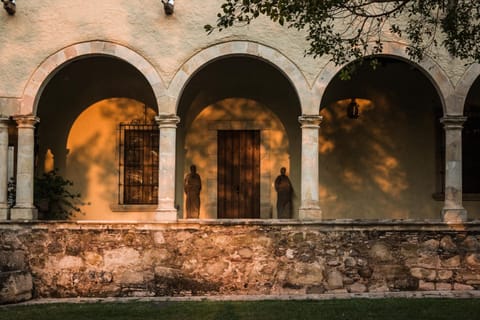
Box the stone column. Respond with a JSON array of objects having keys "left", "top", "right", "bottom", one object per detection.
[
  {"left": 298, "top": 115, "right": 323, "bottom": 220},
  {"left": 0, "top": 117, "right": 9, "bottom": 220},
  {"left": 155, "top": 114, "right": 180, "bottom": 221},
  {"left": 441, "top": 116, "right": 467, "bottom": 223},
  {"left": 11, "top": 115, "right": 39, "bottom": 220}
]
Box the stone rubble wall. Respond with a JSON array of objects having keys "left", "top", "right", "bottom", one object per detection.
[
  {"left": 1, "top": 222, "right": 480, "bottom": 301},
  {"left": 0, "top": 228, "right": 33, "bottom": 303}
]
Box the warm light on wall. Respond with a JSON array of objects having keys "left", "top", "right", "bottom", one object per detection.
[{"left": 1, "top": 0, "right": 15, "bottom": 15}]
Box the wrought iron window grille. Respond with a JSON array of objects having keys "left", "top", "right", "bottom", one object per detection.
[{"left": 118, "top": 119, "right": 159, "bottom": 205}]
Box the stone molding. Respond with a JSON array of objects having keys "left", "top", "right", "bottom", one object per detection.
[
  {"left": 155, "top": 114, "right": 180, "bottom": 128},
  {"left": 455, "top": 63, "right": 480, "bottom": 115},
  {"left": 298, "top": 114, "right": 323, "bottom": 128},
  {"left": 0, "top": 116, "right": 11, "bottom": 124},
  {"left": 440, "top": 116, "right": 467, "bottom": 130},
  {"left": 2, "top": 220, "right": 480, "bottom": 231},
  {"left": 168, "top": 41, "right": 310, "bottom": 114},
  {"left": 20, "top": 41, "right": 165, "bottom": 116},
  {"left": 13, "top": 115, "right": 40, "bottom": 128}
]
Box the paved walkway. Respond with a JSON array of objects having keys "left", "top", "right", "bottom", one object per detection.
[{"left": 3, "top": 291, "right": 480, "bottom": 307}]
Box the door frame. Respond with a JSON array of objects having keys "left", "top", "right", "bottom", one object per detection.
[
  {"left": 204, "top": 121, "right": 272, "bottom": 219},
  {"left": 183, "top": 114, "right": 291, "bottom": 219}
]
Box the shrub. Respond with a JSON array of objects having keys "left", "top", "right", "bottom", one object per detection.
[{"left": 34, "top": 169, "right": 82, "bottom": 220}]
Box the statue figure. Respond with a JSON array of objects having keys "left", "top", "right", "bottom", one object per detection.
[
  {"left": 184, "top": 165, "right": 201, "bottom": 218},
  {"left": 275, "top": 167, "right": 292, "bottom": 219}
]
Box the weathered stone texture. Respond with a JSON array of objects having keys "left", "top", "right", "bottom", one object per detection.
[
  {"left": 0, "top": 271, "right": 33, "bottom": 303},
  {"left": 0, "top": 224, "right": 479, "bottom": 301}
]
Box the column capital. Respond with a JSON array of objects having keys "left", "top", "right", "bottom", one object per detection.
[
  {"left": 440, "top": 115, "right": 467, "bottom": 130},
  {"left": 155, "top": 114, "right": 180, "bottom": 128},
  {"left": 298, "top": 114, "right": 323, "bottom": 128},
  {"left": 13, "top": 115, "right": 40, "bottom": 128},
  {"left": 0, "top": 116, "right": 10, "bottom": 128}
]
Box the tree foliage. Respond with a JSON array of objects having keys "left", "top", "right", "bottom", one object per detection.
[{"left": 205, "top": 0, "right": 480, "bottom": 66}]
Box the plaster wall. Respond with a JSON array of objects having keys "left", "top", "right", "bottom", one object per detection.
[
  {"left": 0, "top": 0, "right": 471, "bottom": 107},
  {"left": 318, "top": 59, "right": 444, "bottom": 219},
  {"left": 65, "top": 98, "right": 159, "bottom": 221},
  {"left": 319, "top": 98, "right": 442, "bottom": 219},
  {"left": 0, "top": 0, "right": 319, "bottom": 101}
]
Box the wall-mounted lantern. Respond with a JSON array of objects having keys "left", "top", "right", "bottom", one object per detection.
[
  {"left": 347, "top": 98, "right": 360, "bottom": 119},
  {"left": 1, "top": 0, "right": 15, "bottom": 15},
  {"left": 162, "top": 0, "right": 174, "bottom": 15}
]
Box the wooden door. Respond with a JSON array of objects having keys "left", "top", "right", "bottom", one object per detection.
[{"left": 218, "top": 130, "right": 260, "bottom": 218}]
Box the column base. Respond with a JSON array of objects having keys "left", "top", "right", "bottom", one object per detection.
[
  {"left": 299, "top": 207, "right": 322, "bottom": 220},
  {"left": 155, "top": 208, "right": 178, "bottom": 221},
  {"left": 442, "top": 208, "right": 467, "bottom": 223},
  {"left": 0, "top": 206, "right": 9, "bottom": 220},
  {"left": 10, "top": 207, "right": 38, "bottom": 220}
]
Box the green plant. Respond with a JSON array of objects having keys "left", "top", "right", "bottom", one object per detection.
[
  {"left": 34, "top": 169, "right": 82, "bottom": 220},
  {"left": 7, "top": 177, "right": 16, "bottom": 208}
]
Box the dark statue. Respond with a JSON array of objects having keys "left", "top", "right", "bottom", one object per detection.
[
  {"left": 184, "top": 165, "right": 201, "bottom": 218},
  {"left": 275, "top": 167, "right": 292, "bottom": 219}
]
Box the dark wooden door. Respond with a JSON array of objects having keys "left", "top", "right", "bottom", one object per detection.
[{"left": 218, "top": 130, "right": 260, "bottom": 218}]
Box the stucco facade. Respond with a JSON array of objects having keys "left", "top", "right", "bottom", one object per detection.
[
  {"left": 0, "top": 0, "right": 479, "bottom": 222},
  {"left": 3, "top": 0, "right": 480, "bottom": 303}
]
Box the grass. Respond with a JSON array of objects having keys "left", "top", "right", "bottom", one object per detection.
[{"left": 1, "top": 298, "right": 480, "bottom": 320}]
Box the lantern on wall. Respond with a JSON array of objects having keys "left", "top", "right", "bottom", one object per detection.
[
  {"left": 347, "top": 98, "right": 360, "bottom": 119},
  {"left": 162, "top": 0, "right": 174, "bottom": 15},
  {"left": 1, "top": 0, "right": 15, "bottom": 15}
]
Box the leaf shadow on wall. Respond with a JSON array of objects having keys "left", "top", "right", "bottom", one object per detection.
[{"left": 318, "top": 94, "right": 437, "bottom": 219}]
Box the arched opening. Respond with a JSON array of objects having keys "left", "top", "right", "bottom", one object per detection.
[
  {"left": 463, "top": 77, "right": 480, "bottom": 218},
  {"left": 177, "top": 56, "right": 302, "bottom": 219},
  {"left": 319, "top": 57, "right": 443, "bottom": 219},
  {"left": 36, "top": 56, "right": 158, "bottom": 220}
]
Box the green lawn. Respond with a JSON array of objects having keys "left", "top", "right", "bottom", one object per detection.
[{"left": 1, "top": 299, "right": 479, "bottom": 320}]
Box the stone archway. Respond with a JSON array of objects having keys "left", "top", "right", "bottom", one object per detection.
[
  {"left": 175, "top": 52, "right": 303, "bottom": 219},
  {"left": 311, "top": 42, "right": 454, "bottom": 116},
  {"left": 168, "top": 41, "right": 311, "bottom": 114},
  {"left": 19, "top": 42, "right": 167, "bottom": 221},
  {"left": 458, "top": 65, "right": 480, "bottom": 219},
  {"left": 456, "top": 63, "right": 480, "bottom": 115},
  {"left": 21, "top": 41, "right": 166, "bottom": 116}
]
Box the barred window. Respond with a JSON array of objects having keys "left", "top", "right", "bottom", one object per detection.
[{"left": 119, "top": 123, "right": 159, "bottom": 204}]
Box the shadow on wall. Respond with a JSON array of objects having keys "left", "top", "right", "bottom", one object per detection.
[
  {"left": 65, "top": 98, "right": 156, "bottom": 219},
  {"left": 184, "top": 98, "right": 291, "bottom": 219},
  {"left": 319, "top": 95, "right": 440, "bottom": 219}
]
